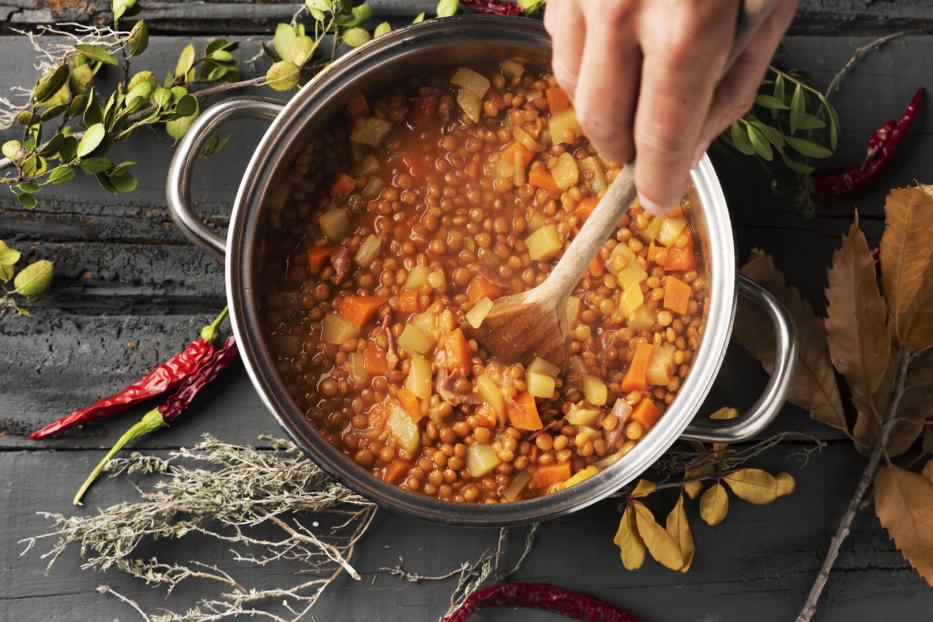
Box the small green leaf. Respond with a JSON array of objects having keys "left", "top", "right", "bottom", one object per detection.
[
  {"left": 796, "top": 113, "right": 826, "bottom": 131},
  {"left": 2, "top": 140, "right": 21, "bottom": 161},
  {"left": 166, "top": 99, "right": 200, "bottom": 142},
  {"left": 58, "top": 136, "right": 78, "bottom": 161},
  {"left": 338, "top": 3, "right": 373, "bottom": 27},
  {"left": 14, "top": 259, "right": 53, "bottom": 299},
  {"left": 206, "top": 39, "right": 232, "bottom": 55},
  {"left": 33, "top": 64, "right": 70, "bottom": 102},
  {"left": 110, "top": 160, "right": 136, "bottom": 176},
  {"left": 79, "top": 157, "right": 112, "bottom": 174},
  {"left": 128, "top": 70, "right": 157, "bottom": 91},
  {"left": 824, "top": 98, "right": 840, "bottom": 150},
  {"left": 436, "top": 0, "right": 459, "bottom": 17},
  {"left": 69, "top": 63, "right": 95, "bottom": 94},
  {"left": 273, "top": 23, "right": 298, "bottom": 64},
  {"left": 76, "top": 123, "right": 105, "bottom": 157},
  {"left": 175, "top": 43, "right": 196, "bottom": 80},
  {"left": 265, "top": 60, "right": 301, "bottom": 91},
  {"left": 305, "top": 0, "right": 334, "bottom": 21},
  {"left": 199, "top": 133, "right": 231, "bottom": 158},
  {"left": 750, "top": 121, "right": 784, "bottom": 149},
  {"left": 772, "top": 73, "right": 785, "bottom": 102},
  {"left": 151, "top": 86, "right": 172, "bottom": 108},
  {"left": 128, "top": 19, "right": 149, "bottom": 56},
  {"left": 112, "top": 0, "right": 137, "bottom": 23},
  {"left": 108, "top": 171, "right": 137, "bottom": 193},
  {"left": 210, "top": 49, "right": 233, "bottom": 63},
  {"left": 0, "top": 241, "right": 22, "bottom": 277},
  {"left": 785, "top": 135, "right": 833, "bottom": 158},
  {"left": 17, "top": 110, "right": 38, "bottom": 126},
  {"left": 170, "top": 85, "right": 188, "bottom": 101},
  {"left": 39, "top": 134, "right": 67, "bottom": 159},
  {"left": 171, "top": 94, "right": 198, "bottom": 119},
  {"left": 40, "top": 104, "right": 67, "bottom": 122},
  {"left": 374, "top": 21, "right": 392, "bottom": 37},
  {"left": 781, "top": 152, "right": 815, "bottom": 175},
  {"left": 95, "top": 172, "right": 118, "bottom": 193},
  {"left": 342, "top": 27, "right": 371, "bottom": 48},
  {"left": 75, "top": 44, "right": 119, "bottom": 66},
  {"left": 412, "top": 12, "right": 425, "bottom": 23},
  {"left": 747, "top": 124, "right": 773, "bottom": 161},
  {"left": 125, "top": 82, "right": 152, "bottom": 108},
  {"left": 789, "top": 83, "right": 805, "bottom": 134},
  {"left": 17, "top": 192, "right": 37, "bottom": 210},
  {"left": 47, "top": 165, "right": 76, "bottom": 184},
  {"left": 729, "top": 122, "right": 755, "bottom": 156},
  {"left": 755, "top": 94, "right": 788, "bottom": 111},
  {"left": 16, "top": 182, "right": 40, "bottom": 193}
]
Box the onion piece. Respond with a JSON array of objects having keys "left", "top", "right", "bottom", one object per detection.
[{"left": 512, "top": 125, "right": 544, "bottom": 152}]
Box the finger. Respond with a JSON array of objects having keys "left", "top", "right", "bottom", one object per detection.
[
  {"left": 544, "top": 0, "right": 586, "bottom": 97},
  {"left": 633, "top": 1, "right": 739, "bottom": 214},
  {"left": 692, "top": 0, "right": 799, "bottom": 164},
  {"left": 572, "top": 8, "right": 641, "bottom": 164}
]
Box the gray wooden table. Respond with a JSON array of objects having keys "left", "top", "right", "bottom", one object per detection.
[{"left": 2, "top": 2, "right": 932, "bottom": 621}]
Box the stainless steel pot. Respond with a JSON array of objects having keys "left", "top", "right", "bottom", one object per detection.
[{"left": 166, "top": 15, "right": 796, "bottom": 526}]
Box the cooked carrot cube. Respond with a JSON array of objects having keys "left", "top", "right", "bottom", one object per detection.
[
  {"left": 443, "top": 328, "right": 473, "bottom": 375},
  {"left": 466, "top": 276, "right": 502, "bottom": 303},
  {"left": 507, "top": 392, "right": 543, "bottom": 431},
  {"left": 588, "top": 255, "right": 605, "bottom": 277},
  {"left": 501, "top": 140, "right": 534, "bottom": 172},
  {"left": 330, "top": 172, "right": 357, "bottom": 199},
  {"left": 631, "top": 398, "right": 661, "bottom": 430},
  {"left": 621, "top": 342, "right": 654, "bottom": 393},
  {"left": 336, "top": 295, "right": 388, "bottom": 327},
  {"left": 396, "top": 388, "right": 424, "bottom": 423},
  {"left": 665, "top": 232, "right": 696, "bottom": 272},
  {"left": 529, "top": 167, "right": 560, "bottom": 194},
  {"left": 398, "top": 289, "right": 420, "bottom": 314},
  {"left": 531, "top": 461, "right": 571, "bottom": 489},
  {"left": 663, "top": 276, "right": 692, "bottom": 315},
  {"left": 305, "top": 245, "right": 331, "bottom": 274},
  {"left": 545, "top": 86, "right": 571, "bottom": 113},
  {"left": 383, "top": 458, "right": 411, "bottom": 484},
  {"left": 575, "top": 197, "right": 598, "bottom": 221},
  {"left": 364, "top": 341, "right": 387, "bottom": 375}
]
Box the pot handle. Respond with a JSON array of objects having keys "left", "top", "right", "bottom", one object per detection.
[
  {"left": 166, "top": 96, "right": 284, "bottom": 262},
  {"left": 681, "top": 275, "right": 797, "bottom": 443}
]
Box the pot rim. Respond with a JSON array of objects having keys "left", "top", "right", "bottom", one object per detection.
[{"left": 225, "top": 15, "right": 736, "bottom": 526}]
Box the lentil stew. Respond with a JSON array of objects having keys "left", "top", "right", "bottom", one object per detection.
[{"left": 258, "top": 60, "right": 706, "bottom": 504}]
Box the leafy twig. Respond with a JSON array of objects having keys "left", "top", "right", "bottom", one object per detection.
[{"left": 824, "top": 31, "right": 916, "bottom": 100}]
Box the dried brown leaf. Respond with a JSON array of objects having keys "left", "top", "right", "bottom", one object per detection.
[
  {"left": 874, "top": 464, "right": 933, "bottom": 586},
  {"left": 614, "top": 504, "right": 645, "bottom": 570},
  {"left": 632, "top": 500, "right": 684, "bottom": 571},
  {"left": 709, "top": 407, "right": 738, "bottom": 420},
  {"left": 734, "top": 249, "right": 846, "bottom": 431},
  {"left": 723, "top": 468, "right": 779, "bottom": 505},
  {"left": 887, "top": 348, "right": 933, "bottom": 456},
  {"left": 630, "top": 479, "right": 656, "bottom": 498},
  {"left": 683, "top": 464, "right": 714, "bottom": 500},
  {"left": 880, "top": 187, "right": 933, "bottom": 349},
  {"left": 699, "top": 482, "right": 729, "bottom": 526},
  {"left": 775, "top": 472, "right": 796, "bottom": 496},
  {"left": 825, "top": 220, "right": 896, "bottom": 454},
  {"left": 666, "top": 493, "right": 695, "bottom": 572}
]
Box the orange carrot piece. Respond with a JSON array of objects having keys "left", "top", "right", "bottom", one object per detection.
[
  {"left": 507, "top": 392, "right": 544, "bottom": 431},
  {"left": 631, "top": 398, "right": 661, "bottom": 430},
  {"left": 368, "top": 401, "right": 391, "bottom": 430},
  {"left": 383, "top": 458, "right": 411, "bottom": 484},
  {"left": 396, "top": 388, "right": 424, "bottom": 423},
  {"left": 529, "top": 167, "right": 560, "bottom": 194},
  {"left": 346, "top": 93, "right": 369, "bottom": 118},
  {"left": 588, "top": 255, "right": 605, "bottom": 277},
  {"left": 364, "top": 342, "right": 388, "bottom": 375},
  {"left": 336, "top": 295, "right": 388, "bottom": 327},
  {"left": 443, "top": 328, "right": 473, "bottom": 375},
  {"left": 305, "top": 245, "right": 331, "bottom": 274},
  {"left": 330, "top": 172, "right": 357, "bottom": 199},
  {"left": 501, "top": 140, "right": 534, "bottom": 172},
  {"left": 663, "top": 276, "right": 692, "bottom": 315},
  {"left": 398, "top": 289, "right": 420, "bottom": 314},
  {"left": 665, "top": 232, "right": 696, "bottom": 272},
  {"left": 621, "top": 342, "right": 654, "bottom": 393},
  {"left": 532, "top": 461, "right": 571, "bottom": 489},
  {"left": 466, "top": 276, "right": 503, "bottom": 303},
  {"left": 545, "top": 86, "right": 571, "bottom": 114},
  {"left": 575, "top": 197, "right": 598, "bottom": 222}
]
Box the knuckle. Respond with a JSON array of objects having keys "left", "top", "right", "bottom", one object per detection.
[
  {"left": 601, "top": 0, "right": 637, "bottom": 26},
  {"left": 635, "top": 122, "right": 692, "bottom": 162}
]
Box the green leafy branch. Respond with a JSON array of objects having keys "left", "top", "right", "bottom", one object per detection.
[{"left": 0, "top": 240, "right": 53, "bottom": 316}]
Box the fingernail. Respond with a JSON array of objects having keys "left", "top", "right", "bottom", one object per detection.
[{"left": 639, "top": 194, "right": 670, "bottom": 216}]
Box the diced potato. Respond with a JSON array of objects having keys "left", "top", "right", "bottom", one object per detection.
[
  {"left": 477, "top": 374, "right": 505, "bottom": 417},
  {"left": 620, "top": 282, "right": 644, "bottom": 319},
  {"left": 466, "top": 296, "right": 493, "bottom": 328},
  {"left": 411, "top": 311, "right": 438, "bottom": 341},
  {"left": 566, "top": 295, "right": 581, "bottom": 325},
  {"left": 361, "top": 176, "right": 385, "bottom": 198},
  {"left": 502, "top": 469, "right": 531, "bottom": 501},
  {"left": 528, "top": 357, "right": 560, "bottom": 377},
  {"left": 551, "top": 465, "right": 599, "bottom": 493},
  {"left": 575, "top": 426, "right": 599, "bottom": 446},
  {"left": 427, "top": 269, "right": 446, "bottom": 290},
  {"left": 353, "top": 154, "right": 380, "bottom": 176},
  {"left": 350, "top": 117, "right": 393, "bottom": 147},
  {"left": 647, "top": 344, "right": 676, "bottom": 386},
  {"left": 526, "top": 224, "right": 561, "bottom": 261},
  {"left": 451, "top": 67, "right": 491, "bottom": 97},
  {"left": 437, "top": 308, "right": 456, "bottom": 333},
  {"left": 640, "top": 216, "right": 663, "bottom": 243},
  {"left": 526, "top": 371, "right": 556, "bottom": 399},
  {"left": 457, "top": 88, "right": 482, "bottom": 124},
  {"left": 406, "top": 354, "right": 432, "bottom": 399},
  {"left": 466, "top": 443, "right": 501, "bottom": 477},
  {"left": 658, "top": 217, "right": 688, "bottom": 247},
  {"left": 354, "top": 234, "right": 381, "bottom": 267},
  {"left": 578, "top": 157, "right": 607, "bottom": 193},
  {"left": 628, "top": 305, "right": 654, "bottom": 332},
  {"left": 386, "top": 401, "right": 421, "bottom": 455},
  {"left": 582, "top": 374, "right": 608, "bottom": 406},
  {"left": 565, "top": 404, "right": 601, "bottom": 427},
  {"left": 405, "top": 265, "right": 430, "bottom": 289},
  {"left": 617, "top": 264, "right": 648, "bottom": 289},
  {"left": 498, "top": 59, "right": 525, "bottom": 79},
  {"left": 607, "top": 243, "right": 636, "bottom": 274},
  {"left": 527, "top": 211, "right": 548, "bottom": 232},
  {"left": 551, "top": 152, "right": 579, "bottom": 190},
  {"left": 398, "top": 323, "right": 435, "bottom": 356},
  {"left": 349, "top": 351, "right": 368, "bottom": 386},
  {"left": 548, "top": 108, "right": 581, "bottom": 145},
  {"left": 319, "top": 208, "right": 350, "bottom": 242},
  {"left": 513, "top": 126, "right": 544, "bottom": 152},
  {"left": 322, "top": 313, "right": 359, "bottom": 344}
]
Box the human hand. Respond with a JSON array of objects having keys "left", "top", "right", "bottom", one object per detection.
[{"left": 544, "top": 0, "right": 797, "bottom": 214}]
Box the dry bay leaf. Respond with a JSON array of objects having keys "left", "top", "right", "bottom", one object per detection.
[
  {"left": 683, "top": 464, "right": 714, "bottom": 500},
  {"left": 723, "top": 468, "right": 779, "bottom": 505},
  {"left": 630, "top": 479, "right": 656, "bottom": 498},
  {"left": 709, "top": 407, "right": 738, "bottom": 420},
  {"left": 666, "top": 493, "right": 695, "bottom": 572},
  {"left": 775, "top": 472, "right": 796, "bottom": 496},
  {"left": 874, "top": 464, "right": 933, "bottom": 586},
  {"left": 880, "top": 187, "right": 933, "bottom": 350},
  {"left": 614, "top": 504, "right": 645, "bottom": 570},
  {"left": 825, "top": 220, "right": 896, "bottom": 454},
  {"left": 700, "top": 482, "right": 729, "bottom": 526},
  {"left": 887, "top": 348, "right": 933, "bottom": 456},
  {"left": 734, "top": 249, "right": 846, "bottom": 432},
  {"left": 632, "top": 500, "right": 684, "bottom": 571}
]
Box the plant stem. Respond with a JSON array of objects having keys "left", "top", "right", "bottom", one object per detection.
[
  {"left": 794, "top": 348, "right": 914, "bottom": 622},
  {"left": 824, "top": 31, "right": 916, "bottom": 100}
]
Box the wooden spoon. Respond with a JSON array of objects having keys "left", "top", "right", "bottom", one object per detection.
[{"left": 469, "top": 0, "right": 777, "bottom": 366}]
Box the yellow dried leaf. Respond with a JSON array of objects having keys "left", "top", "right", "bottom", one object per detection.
[
  {"left": 666, "top": 493, "right": 695, "bottom": 572},
  {"left": 632, "top": 500, "right": 684, "bottom": 571},
  {"left": 825, "top": 219, "right": 896, "bottom": 455},
  {"left": 699, "top": 482, "right": 729, "bottom": 526},
  {"left": 880, "top": 187, "right": 933, "bottom": 349},
  {"left": 630, "top": 479, "right": 656, "bottom": 498},
  {"left": 683, "top": 464, "right": 714, "bottom": 500},
  {"left": 922, "top": 460, "right": 933, "bottom": 487},
  {"left": 723, "top": 468, "right": 779, "bottom": 505},
  {"left": 614, "top": 504, "right": 645, "bottom": 570},
  {"left": 709, "top": 407, "right": 738, "bottom": 420},
  {"left": 887, "top": 349, "right": 933, "bottom": 457},
  {"left": 874, "top": 464, "right": 933, "bottom": 585},
  {"left": 734, "top": 249, "right": 846, "bottom": 432},
  {"left": 775, "top": 472, "right": 796, "bottom": 497}
]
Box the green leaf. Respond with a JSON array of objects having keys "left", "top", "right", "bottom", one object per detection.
[
  {"left": 199, "top": 132, "right": 231, "bottom": 158},
  {"left": 95, "top": 172, "right": 117, "bottom": 193},
  {"left": 0, "top": 241, "right": 23, "bottom": 281},
  {"left": 785, "top": 135, "right": 833, "bottom": 158},
  {"left": 175, "top": 43, "right": 196, "bottom": 80},
  {"left": 824, "top": 98, "right": 840, "bottom": 150},
  {"left": 40, "top": 104, "right": 67, "bottom": 122},
  {"left": 33, "top": 64, "right": 70, "bottom": 103},
  {"left": 17, "top": 192, "right": 37, "bottom": 210},
  {"left": 342, "top": 27, "right": 371, "bottom": 48},
  {"left": 273, "top": 23, "right": 298, "bottom": 64},
  {"left": 79, "top": 157, "right": 112, "bottom": 174},
  {"left": 14, "top": 259, "right": 53, "bottom": 299},
  {"left": 305, "top": 0, "right": 334, "bottom": 21},
  {"left": 747, "top": 124, "right": 773, "bottom": 161},
  {"left": 16, "top": 182, "right": 40, "bottom": 193},
  {"left": 171, "top": 94, "right": 198, "bottom": 119},
  {"left": 108, "top": 171, "right": 137, "bottom": 193},
  {"left": 265, "top": 60, "right": 301, "bottom": 91},
  {"left": 772, "top": 73, "right": 785, "bottom": 102},
  {"left": 37, "top": 133, "right": 64, "bottom": 158},
  {"left": 110, "top": 160, "right": 136, "bottom": 176},
  {"left": 58, "top": 136, "right": 78, "bottom": 161},
  {"left": 436, "top": 0, "right": 459, "bottom": 17},
  {"left": 128, "top": 70, "right": 157, "bottom": 91},
  {"left": 112, "top": 0, "right": 137, "bottom": 23},
  {"left": 17, "top": 110, "right": 38, "bottom": 126},
  {"left": 789, "top": 83, "right": 805, "bottom": 134},
  {"left": 518, "top": 0, "right": 545, "bottom": 14},
  {"left": 170, "top": 85, "right": 188, "bottom": 101},
  {"left": 2, "top": 140, "right": 21, "bottom": 161},
  {"left": 46, "top": 165, "right": 76, "bottom": 184},
  {"left": 750, "top": 121, "right": 784, "bottom": 149},
  {"left": 166, "top": 99, "right": 200, "bottom": 142},
  {"left": 128, "top": 19, "right": 149, "bottom": 56},
  {"left": 755, "top": 94, "right": 788, "bottom": 111},
  {"left": 125, "top": 82, "right": 152, "bottom": 108},
  {"left": 75, "top": 44, "right": 119, "bottom": 66},
  {"left": 76, "top": 123, "right": 105, "bottom": 157},
  {"left": 69, "top": 63, "right": 95, "bottom": 94},
  {"left": 210, "top": 49, "right": 233, "bottom": 63},
  {"left": 796, "top": 113, "right": 826, "bottom": 131},
  {"left": 20, "top": 154, "right": 47, "bottom": 178},
  {"left": 338, "top": 3, "right": 373, "bottom": 27},
  {"left": 781, "top": 152, "right": 815, "bottom": 175},
  {"left": 412, "top": 12, "right": 426, "bottom": 23},
  {"left": 729, "top": 122, "right": 755, "bottom": 156},
  {"left": 151, "top": 86, "right": 172, "bottom": 108},
  {"left": 206, "top": 39, "right": 233, "bottom": 55},
  {"left": 374, "top": 21, "right": 392, "bottom": 37}
]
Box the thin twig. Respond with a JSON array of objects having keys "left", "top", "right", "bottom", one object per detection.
[
  {"left": 824, "top": 31, "right": 917, "bottom": 100},
  {"left": 97, "top": 585, "right": 152, "bottom": 622}
]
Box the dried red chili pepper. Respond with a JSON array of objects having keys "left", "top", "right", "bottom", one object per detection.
[
  {"left": 30, "top": 308, "right": 229, "bottom": 440},
  {"left": 442, "top": 582, "right": 642, "bottom": 622},
  {"left": 461, "top": 0, "right": 522, "bottom": 16},
  {"left": 815, "top": 88, "right": 923, "bottom": 199},
  {"left": 73, "top": 332, "right": 239, "bottom": 505}
]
